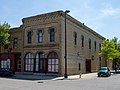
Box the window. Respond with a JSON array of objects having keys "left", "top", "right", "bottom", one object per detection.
[
  {"left": 94, "top": 41, "right": 96, "bottom": 51},
  {"left": 35, "top": 52, "right": 44, "bottom": 72},
  {"left": 99, "top": 43, "right": 101, "bottom": 52},
  {"left": 47, "top": 52, "right": 58, "bottom": 73},
  {"left": 18, "top": 60, "right": 21, "bottom": 69},
  {"left": 1, "top": 61, "right": 7, "bottom": 68},
  {"left": 99, "top": 57, "right": 101, "bottom": 67},
  {"left": 38, "top": 30, "right": 43, "bottom": 43},
  {"left": 1, "top": 60, "right": 10, "bottom": 68},
  {"left": 89, "top": 38, "right": 91, "bottom": 49},
  {"left": 13, "top": 38, "right": 18, "bottom": 48},
  {"left": 74, "top": 32, "right": 77, "bottom": 45},
  {"left": 25, "top": 53, "right": 34, "bottom": 71},
  {"left": 27, "top": 31, "right": 32, "bottom": 44},
  {"left": 81, "top": 35, "right": 84, "bottom": 47},
  {"left": 49, "top": 28, "right": 55, "bottom": 42}
]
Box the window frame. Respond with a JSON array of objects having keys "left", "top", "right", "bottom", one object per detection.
[
  {"left": 94, "top": 41, "right": 97, "bottom": 51},
  {"left": 13, "top": 37, "right": 18, "bottom": 49},
  {"left": 81, "top": 35, "right": 84, "bottom": 47},
  {"left": 27, "top": 31, "right": 32, "bottom": 44},
  {"left": 89, "top": 38, "right": 91, "bottom": 49},
  {"left": 49, "top": 28, "right": 55, "bottom": 42},
  {"left": 73, "top": 32, "right": 77, "bottom": 46},
  {"left": 38, "top": 30, "right": 43, "bottom": 43}
]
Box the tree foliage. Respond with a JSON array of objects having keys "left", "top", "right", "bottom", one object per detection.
[
  {"left": 111, "top": 37, "right": 120, "bottom": 65},
  {"left": 0, "top": 22, "right": 10, "bottom": 46},
  {"left": 100, "top": 39, "right": 120, "bottom": 61}
]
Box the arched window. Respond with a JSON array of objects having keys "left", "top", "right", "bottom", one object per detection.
[
  {"left": 49, "top": 28, "right": 55, "bottom": 42},
  {"left": 38, "top": 30, "right": 43, "bottom": 43},
  {"left": 81, "top": 35, "right": 84, "bottom": 47},
  {"left": 25, "top": 53, "right": 34, "bottom": 71},
  {"left": 73, "top": 32, "right": 77, "bottom": 45},
  {"left": 27, "top": 31, "right": 32, "bottom": 44},
  {"left": 94, "top": 41, "right": 96, "bottom": 51},
  {"left": 47, "top": 52, "right": 58, "bottom": 73},
  {"left": 89, "top": 38, "right": 91, "bottom": 49}
]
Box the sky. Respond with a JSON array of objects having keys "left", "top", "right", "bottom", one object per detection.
[{"left": 0, "top": 0, "right": 120, "bottom": 39}]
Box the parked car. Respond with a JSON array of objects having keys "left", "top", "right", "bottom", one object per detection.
[
  {"left": 0, "top": 68, "right": 15, "bottom": 77},
  {"left": 98, "top": 67, "right": 111, "bottom": 77},
  {"left": 116, "top": 65, "right": 120, "bottom": 73}
]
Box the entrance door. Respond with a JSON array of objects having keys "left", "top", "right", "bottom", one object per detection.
[
  {"left": 39, "top": 58, "right": 46, "bottom": 73},
  {"left": 86, "top": 59, "right": 91, "bottom": 72},
  {"left": 14, "top": 53, "right": 21, "bottom": 72},
  {"left": 35, "top": 52, "right": 46, "bottom": 73}
]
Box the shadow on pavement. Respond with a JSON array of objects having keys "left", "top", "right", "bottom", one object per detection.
[{"left": 0, "top": 73, "right": 61, "bottom": 81}]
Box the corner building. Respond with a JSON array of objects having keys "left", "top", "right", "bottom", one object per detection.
[{"left": 0, "top": 11, "right": 105, "bottom": 75}]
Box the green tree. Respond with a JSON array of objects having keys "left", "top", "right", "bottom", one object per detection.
[
  {"left": 112, "top": 37, "right": 120, "bottom": 71},
  {"left": 100, "top": 39, "right": 120, "bottom": 62},
  {"left": 0, "top": 22, "right": 10, "bottom": 47}
]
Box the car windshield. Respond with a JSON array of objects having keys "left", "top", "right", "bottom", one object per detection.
[
  {"left": 99, "top": 67, "right": 107, "bottom": 70},
  {"left": 0, "top": 68, "right": 9, "bottom": 71}
]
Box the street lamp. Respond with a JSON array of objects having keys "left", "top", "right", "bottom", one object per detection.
[{"left": 64, "top": 10, "right": 70, "bottom": 78}]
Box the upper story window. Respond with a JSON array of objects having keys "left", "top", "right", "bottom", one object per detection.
[
  {"left": 81, "top": 35, "right": 84, "bottom": 47},
  {"left": 89, "top": 38, "right": 91, "bottom": 49},
  {"left": 27, "top": 31, "right": 32, "bottom": 44},
  {"left": 73, "top": 32, "right": 77, "bottom": 45},
  {"left": 13, "top": 38, "right": 18, "bottom": 48},
  {"left": 49, "top": 28, "right": 55, "bottom": 42},
  {"left": 94, "top": 41, "right": 97, "bottom": 51},
  {"left": 38, "top": 30, "right": 43, "bottom": 43},
  {"left": 99, "top": 43, "right": 101, "bottom": 52}
]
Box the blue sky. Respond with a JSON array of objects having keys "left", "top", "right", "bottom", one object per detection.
[{"left": 0, "top": 0, "right": 120, "bottom": 39}]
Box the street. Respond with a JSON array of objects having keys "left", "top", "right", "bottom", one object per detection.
[{"left": 0, "top": 74, "right": 120, "bottom": 90}]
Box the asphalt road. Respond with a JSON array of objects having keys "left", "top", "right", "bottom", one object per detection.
[{"left": 0, "top": 74, "right": 120, "bottom": 90}]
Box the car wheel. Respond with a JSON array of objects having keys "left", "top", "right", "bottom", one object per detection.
[{"left": 98, "top": 75, "right": 100, "bottom": 77}]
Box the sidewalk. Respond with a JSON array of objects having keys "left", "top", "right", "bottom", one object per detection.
[
  {"left": 52, "top": 72, "right": 97, "bottom": 80},
  {"left": 11, "top": 72, "right": 97, "bottom": 81}
]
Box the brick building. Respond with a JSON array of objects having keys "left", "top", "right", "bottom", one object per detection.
[{"left": 0, "top": 10, "right": 105, "bottom": 75}]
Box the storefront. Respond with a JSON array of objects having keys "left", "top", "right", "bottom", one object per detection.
[
  {"left": 24, "top": 51, "right": 59, "bottom": 74},
  {"left": 0, "top": 52, "right": 21, "bottom": 72}
]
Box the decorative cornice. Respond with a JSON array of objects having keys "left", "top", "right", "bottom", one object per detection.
[
  {"left": 22, "top": 10, "right": 63, "bottom": 25},
  {"left": 24, "top": 43, "right": 60, "bottom": 48},
  {"left": 9, "top": 27, "right": 22, "bottom": 33}
]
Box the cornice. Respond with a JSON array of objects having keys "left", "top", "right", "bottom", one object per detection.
[
  {"left": 22, "top": 11, "right": 63, "bottom": 25},
  {"left": 24, "top": 43, "right": 60, "bottom": 48},
  {"left": 9, "top": 27, "right": 22, "bottom": 33}
]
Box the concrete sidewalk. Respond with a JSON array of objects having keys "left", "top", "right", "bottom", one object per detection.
[
  {"left": 10, "top": 72, "right": 97, "bottom": 81},
  {"left": 52, "top": 72, "right": 97, "bottom": 80}
]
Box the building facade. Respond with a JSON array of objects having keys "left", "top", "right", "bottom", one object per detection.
[{"left": 0, "top": 11, "right": 105, "bottom": 75}]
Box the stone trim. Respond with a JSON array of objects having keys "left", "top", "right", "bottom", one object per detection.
[{"left": 24, "top": 43, "right": 60, "bottom": 48}]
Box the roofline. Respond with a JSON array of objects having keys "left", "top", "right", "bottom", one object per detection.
[
  {"left": 61, "top": 12, "right": 105, "bottom": 39},
  {"left": 17, "top": 10, "right": 105, "bottom": 39}
]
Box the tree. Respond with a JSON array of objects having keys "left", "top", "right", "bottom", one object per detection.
[
  {"left": 0, "top": 22, "right": 10, "bottom": 47},
  {"left": 111, "top": 37, "right": 120, "bottom": 71},
  {"left": 100, "top": 39, "right": 120, "bottom": 63}
]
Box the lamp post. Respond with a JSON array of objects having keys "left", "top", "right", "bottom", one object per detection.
[{"left": 64, "top": 10, "right": 70, "bottom": 78}]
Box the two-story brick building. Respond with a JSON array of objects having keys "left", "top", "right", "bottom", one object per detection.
[{"left": 0, "top": 10, "right": 105, "bottom": 75}]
